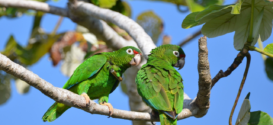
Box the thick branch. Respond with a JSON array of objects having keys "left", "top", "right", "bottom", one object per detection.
[
  {"left": 0, "top": 0, "right": 68, "bottom": 17},
  {"left": 0, "top": 53, "right": 195, "bottom": 121},
  {"left": 194, "top": 36, "right": 212, "bottom": 117},
  {"left": 69, "top": 1, "right": 156, "bottom": 57},
  {"left": 0, "top": 0, "right": 213, "bottom": 121},
  {"left": 0, "top": 0, "right": 136, "bottom": 51}
]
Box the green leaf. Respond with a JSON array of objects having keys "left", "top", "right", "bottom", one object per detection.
[
  {"left": 182, "top": 0, "right": 273, "bottom": 50},
  {"left": 110, "top": 1, "right": 131, "bottom": 17},
  {"left": 136, "top": 11, "right": 163, "bottom": 44},
  {"left": 144, "top": 0, "right": 224, "bottom": 10},
  {"left": 15, "top": 79, "right": 30, "bottom": 94},
  {"left": 264, "top": 43, "right": 273, "bottom": 55},
  {"left": 248, "top": 111, "right": 273, "bottom": 125},
  {"left": 231, "top": 0, "right": 245, "bottom": 14},
  {"left": 265, "top": 57, "right": 273, "bottom": 81},
  {"left": 252, "top": 8, "right": 264, "bottom": 46},
  {"left": 91, "top": 0, "right": 118, "bottom": 8},
  {"left": 186, "top": 0, "right": 205, "bottom": 12},
  {"left": 236, "top": 92, "right": 251, "bottom": 125},
  {"left": 1, "top": 35, "right": 18, "bottom": 56},
  {"left": 61, "top": 45, "right": 85, "bottom": 76},
  {"left": 181, "top": 12, "right": 201, "bottom": 29},
  {"left": 31, "top": 11, "right": 44, "bottom": 32},
  {"left": 0, "top": 71, "right": 11, "bottom": 105}
]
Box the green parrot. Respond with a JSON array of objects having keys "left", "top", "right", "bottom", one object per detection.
[
  {"left": 135, "top": 44, "right": 185, "bottom": 125},
  {"left": 42, "top": 46, "right": 142, "bottom": 122}
]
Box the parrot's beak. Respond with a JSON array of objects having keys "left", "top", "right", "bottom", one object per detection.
[
  {"left": 129, "top": 54, "right": 141, "bottom": 66},
  {"left": 174, "top": 57, "right": 185, "bottom": 70}
]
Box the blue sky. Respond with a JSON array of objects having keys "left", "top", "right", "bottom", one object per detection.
[{"left": 0, "top": 0, "right": 273, "bottom": 125}]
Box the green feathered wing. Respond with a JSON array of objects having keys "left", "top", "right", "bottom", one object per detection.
[
  {"left": 136, "top": 60, "right": 184, "bottom": 125},
  {"left": 63, "top": 54, "right": 107, "bottom": 89},
  {"left": 42, "top": 54, "right": 107, "bottom": 122}
]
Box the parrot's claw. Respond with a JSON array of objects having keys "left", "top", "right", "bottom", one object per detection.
[
  {"left": 150, "top": 110, "right": 158, "bottom": 125},
  {"left": 81, "top": 93, "right": 90, "bottom": 106},
  {"left": 101, "top": 102, "right": 114, "bottom": 118},
  {"left": 110, "top": 69, "right": 123, "bottom": 81}
]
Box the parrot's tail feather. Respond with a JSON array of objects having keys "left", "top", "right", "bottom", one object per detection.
[
  {"left": 159, "top": 112, "right": 177, "bottom": 125},
  {"left": 42, "top": 102, "right": 70, "bottom": 122}
]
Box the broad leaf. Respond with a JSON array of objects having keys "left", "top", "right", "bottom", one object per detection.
[
  {"left": 61, "top": 45, "right": 86, "bottom": 76},
  {"left": 264, "top": 43, "right": 273, "bottom": 55},
  {"left": 265, "top": 58, "right": 273, "bottom": 81},
  {"left": 15, "top": 79, "right": 30, "bottom": 94},
  {"left": 186, "top": 0, "right": 205, "bottom": 12},
  {"left": 252, "top": 8, "right": 264, "bottom": 45},
  {"left": 110, "top": 1, "right": 131, "bottom": 17},
  {"left": 144, "top": 0, "right": 223, "bottom": 11},
  {"left": 136, "top": 11, "right": 163, "bottom": 44},
  {"left": 91, "top": 0, "right": 118, "bottom": 8},
  {"left": 249, "top": 111, "right": 273, "bottom": 125},
  {"left": 236, "top": 92, "right": 251, "bottom": 125},
  {"left": 182, "top": 0, "right": 273, "bottom": 50},
  {"left": 264, "top": 44, "right": 273, "bottom": 81},
  {"left": 0, "top": 72, "right": 11, "bottom": 105}
]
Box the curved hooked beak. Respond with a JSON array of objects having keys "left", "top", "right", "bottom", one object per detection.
[
  {"left": 129, "top": 54, "right": 141, "bottom": 66},
  {"left": 174, "top": 57, "right": 185, "bottom": 70}
]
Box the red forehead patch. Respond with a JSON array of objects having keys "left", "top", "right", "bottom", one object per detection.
[
  {"left": 180, "top": 54, "right": 185, "bottom": 58},
  {"left": 133, "top": 50, "right": 139, "bottom": 54}
]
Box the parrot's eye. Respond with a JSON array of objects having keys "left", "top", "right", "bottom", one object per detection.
[
  {"left": 126, "top": 48, "right": 134, "bottom": 55},
  {"left": 173, "top": 51, "right": 179, "bottom": 57}
]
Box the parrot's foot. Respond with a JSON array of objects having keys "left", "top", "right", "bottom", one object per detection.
[
  {"left": 101, "top": 102, "right": 113, "bottom": 117},
  {"left": 150, "top": 110, "right": 159, "bottom": 125},
  {"left": 110, "top": 69, "right": 123, "bottom": 81},
  {"left": 80, "top": 93, "right": 90, "bottom": 106}
]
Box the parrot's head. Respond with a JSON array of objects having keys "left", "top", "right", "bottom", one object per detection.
[
  {"left": 117, "top": 46, "right": 142, "bottom": 66},
  {"left": 149, "top": 44, "right": 185, "bottom": 70}
]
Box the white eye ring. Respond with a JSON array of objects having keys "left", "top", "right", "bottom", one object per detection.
[
  {"left": 126, "top": 48, "right": 134, "bottom": 55},
  {"left": 173, "top": 51, "right": 179, "bottom": 57}
]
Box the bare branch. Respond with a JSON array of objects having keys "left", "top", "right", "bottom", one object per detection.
[
  {"left": 194, "top": 36, "right": 212, "bottom": 117},
  {"left": 69, "top": 1, "right": 156, "bottom": 57},
  {"left": 0, "top": 0, "right": 136, "bottom": 51},
  {"left": 0, "top": 0, "right": 214, "bottom": 122},
  {"left": 0, "top": 0, "right": 68, "bottom": 17},
  {"left": 179, "top": 30, "right": 202, "bottom": 47},
  {"left": 211, "top": 50, "right": 247, "bottom": 88},
  {"left": 0, "top": 53, "right": 195, "bottom": 121}
]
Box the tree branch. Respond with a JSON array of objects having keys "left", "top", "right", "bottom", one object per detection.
[
  {"left": 0, "top": 0, "right": 214, "bottom": 122},
  {"left": 0, "top": 0, "right": 136, "bottom": 51},
  {"left": 194, "top": 36, "right": 211, "bottom": 117},
  {"left": 0, "top": 0, "right": 68, "bottom": 17},
  {"left": 179, "top": 30, "right": 202, "bottom": 47},
  {"left": 69, "top": 1, "right": 156, "bottom": 57},
  {"left": 0, "top": 53, "right": 194, "bottom": 121}
]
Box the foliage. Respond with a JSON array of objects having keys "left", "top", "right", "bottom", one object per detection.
[
  {"left": 144, "top": 0, "right": 223, "bottom": 12},
  {"left": 236, "top": 93, "right": 273, "bottom": 125},
  {"left": 182, "top": 0, "right": 273, "bottom": 50},
  {"left": 136, "top": 11, "right": 163, "bottom": 44}
]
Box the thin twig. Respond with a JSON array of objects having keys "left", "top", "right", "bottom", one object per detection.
[
  {"left": 51, "top": 17, "right": 64, "bottom": 35},
  {"left": 229, "top": 52, "right": 251, "bottom": 125},
  {"left": 211, "top": 50, "right": 246, "bottom": 88},
  {"left": 249, "top": 46, "right": 273, "bottom": 58},
  {"left": 0, "top": 0, "right": 68, "bottom": 17},
  {"left": 179, "top": 30, "right": 202, "bottom": 47}
]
